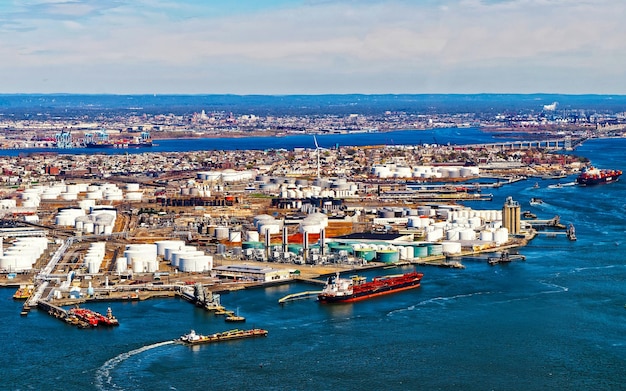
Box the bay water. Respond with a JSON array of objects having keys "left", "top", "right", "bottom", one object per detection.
[{"left": 1, "top": 137, "right": 625, "bottom": 390}]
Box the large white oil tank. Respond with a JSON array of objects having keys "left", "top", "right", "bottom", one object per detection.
[
  {"left": 441, "top": 241, "right": 462, "bottom": 255},
  {"left": 480, "top": 230, "right": 494, "bottom": 241},
  {"left": 459, "top": 229, "right": 476, "bottom": 241},
  {"left": 426, "top": 228, "right": 444, "bottom": 242},
  {"left": 145, "top": 259, "right": 158, "bottom": 273},
  {"left": 253, "top": 214, "right": 275, "bottom": 229},
  {"left": 215, "top": 226, "right": 229, "bottom": 240},
  {"left": 156, "top": 240, "right": 185, "bottom": 256},
  {"left": 494, "top": 228, "right": 509, "bottom": 245},
  {"left": 126, "top": 244, "right": 157, "bottom": 261},
  {"left": 60, "top": 192, "right": 78, "bottom": 201},
  {"left": 87, "top": 260, "right": 100, "bottom": 274},
  {"left": 116, "top": 257, "right": 127, "bottom": 273},
  {"left": 246, "top": 231, "right": 259, "bottom": 242},
  {"left": 86, "top": 190, "right": 103, "bottom": 200},
  {"left": 229, "top": 231, "right": 242, "bottom": 243},
  {"left": 126, "top": 192, "right": 143, "bottom": 201},
  {"left": 446, "top": 229, "right": 460, "bottom": 241},
  {"left": 132, "top": 259, "right": 145, "bottom": 273},
  {"left": 259, "top": 223, "right": 280, "bottom": 235}
]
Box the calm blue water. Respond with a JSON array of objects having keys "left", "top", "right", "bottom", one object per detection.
[
  {"left": 0, "top": 127, "right": 517, "bottom": 156},
  {"left": 2, "top": 137, "right": 625, "bottom": 391}
]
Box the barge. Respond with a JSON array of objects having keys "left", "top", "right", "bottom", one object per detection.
[{"left": 179, "top": 329, "right": 268, "bottom": 345}]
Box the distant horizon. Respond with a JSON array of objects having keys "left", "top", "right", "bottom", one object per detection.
[{"left": 1, "top": 92, "right": 626, "bottom": 97}]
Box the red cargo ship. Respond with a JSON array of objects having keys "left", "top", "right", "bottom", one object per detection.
[
  {"left": 318, "top": 271, "right": 423, "bottom": 303},
  {"left": 576, "top": 166, "right": 622, "bottom": 185}
]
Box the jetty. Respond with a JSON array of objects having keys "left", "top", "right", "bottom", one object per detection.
[{"left": 488, "top": 251, "right": 526, "bottom": 265}]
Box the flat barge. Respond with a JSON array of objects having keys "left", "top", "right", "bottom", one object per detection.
[{"left": 179, "top": 328, "right": 268, "bottom": 345}]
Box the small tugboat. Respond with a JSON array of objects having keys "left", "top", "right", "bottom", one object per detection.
[
  {"left": 566, "top": 224, "right": 577, "bottom": 241},
  {"left": 179, "top": 329, "right": 268, "bottom": 345},
  {"left": 522, "top": 210, "right": 537, "bottom": 219},
  {"left": 488, "top": 251, "right": 512, "bottom": 265},
  {"left": 318, "top": 271, "right": 423, "bottom": 304},
  {"left": 488, "top": 251, "right": 526, "bottom": 265},
  {"left": 530, "top": 198, "right": 544, "bottom": 206},
  {"left": 12, "top": 285, "right": 34, "bottom": 300},
  {"left": 225, "top": 307, "right": 246, "bottom": 323},
  {"left": 576, "top": 166, "right": 622, "bottom": 186}
]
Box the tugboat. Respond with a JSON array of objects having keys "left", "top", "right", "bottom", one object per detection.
[
  {"left": 576, "top": 166, "right": 622, "bottom": 185},
  {"left": 317, "top": 271, "right": 423, "bottom": 304},
  {"left": 12, "top": 285, "right": 34, "bottom": 300},
  {"left": 225, "top": 307, "right": 246, "bottom": 323},
  {"left": 566, "top": 224, "right": 577, "bottom": 241}
]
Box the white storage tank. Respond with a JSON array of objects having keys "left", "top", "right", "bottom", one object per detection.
[
  {"left": 426, "top": 228, "right": 444, "bottom": 242},
  {"left": 246, "top": 231, "right": 260, "bottom": 242},
  {"left": 229, "top": 231, "right": 242, "bottom": 243},
  {"left": 156, "top": 240, "right": 185, "bottom": 256},
  {"left": 215, "top": 226, "right": 229, "bottom": 240},
  {"left": 480, "top": 230, "right": 494, "bottom": 242},
  {"left": 126, "top": 192, "right": 143, "bottom": 201},
  {"left": 494, "top": 228, "right": 509, "bottom": 245},
  {"left": 132, "top": 259, "right": 145, "bottom": 273},
  {"left": 459, "top": 229, "right": 476, "bottom": 241},
  {"left": 446, "top": 229, "right": 460, "bottom": 241},
  {"left": 259, "top": 223, "right": 280, "bottom": 235},
  {"left": 441, "top": 241, "right": 462, "bottom": 255},
  {"left": 116, "top": 257, "right": 127, "bottom": 273}
]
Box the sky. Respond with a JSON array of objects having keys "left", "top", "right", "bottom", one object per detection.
[{"left": 1, "top": 0, "right": 625, "bottom": 95}]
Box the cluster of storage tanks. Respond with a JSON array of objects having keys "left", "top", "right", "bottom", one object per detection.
[
  {"left": 371, "top": 164, "right": 479, "bottom": 179},
  {"left": 0, "top": 237, "right": 48, "bottom": 272},
  {"left": 326, "top": 241, "right": 448, "bottom": 262},
  {"left": 118, "top": 241, "right": 213, "bottom": 273},
  {"left": 196, "top": 169, "right": 255, "bottom": 183},
  {"left": 251, "top": 176, "right": 358, "bottom": 198},
  {"left": 55, "top": 206, "right": 117, "bottom": 235},
  {"left": 252, "top": 213, "right": 330, "bottom": 236},
  {"left": 21, "top": 182, "right": 143, "bottom": 205}
]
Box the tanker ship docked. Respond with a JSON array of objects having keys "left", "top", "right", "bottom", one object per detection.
[
  {"left": 576, "top": 166, "right": 622, "bottom": 186},
  {"left": 318, "top": 271, "right": 423, "bottom": 303}
]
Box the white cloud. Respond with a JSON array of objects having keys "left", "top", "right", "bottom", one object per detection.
[{"left": 1, "top": 0, "right": 625, "bottom": 93}]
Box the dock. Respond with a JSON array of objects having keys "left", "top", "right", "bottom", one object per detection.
[{"left": 278, "top": 291, "right": 323, "bottom": 304}]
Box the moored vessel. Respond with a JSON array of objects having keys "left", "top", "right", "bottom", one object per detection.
[
  {"left": 576, "top": 166, "right": 622, "bottom": 185},
  {"left": 317, "top": 271, "right": 423, "bottom": 303},
  {"left": 13, "top": 285, "right": 34, "bottom": 300},
  {"left": 179, "top": 328, "right": 268, "bottom": 345},
  {"left": 66, "top": 306, "right": 119, "bottom": 327}
]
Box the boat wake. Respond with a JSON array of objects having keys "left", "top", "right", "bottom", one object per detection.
[
  {"left": 573, "top": 264, "right": 623, "bottom": 273},
  {"left": 387, "top": 291, "right": 493, "bottom": 316},
  {"left": 94, "top": 340, "right": 175, "bottom": 391},
  {"left": 538, "top": 280, "right": 569, "bottom": 294}
]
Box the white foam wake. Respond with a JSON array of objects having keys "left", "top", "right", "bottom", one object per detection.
[{"left": 94, "top": 340, "right": 175, "bottom": 391}]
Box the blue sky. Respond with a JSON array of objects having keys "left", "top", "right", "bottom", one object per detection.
[{"left": 1, "top": 0, "right": 625, "bottom": 94}]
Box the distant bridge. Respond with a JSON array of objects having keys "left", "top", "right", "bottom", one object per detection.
[{"left": 461, "top": 136, "right": 588, "bottom": 151}]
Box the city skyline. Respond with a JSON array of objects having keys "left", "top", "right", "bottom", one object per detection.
[{"left": 2, "top": 0, "right": 625, "bottom": 95}]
